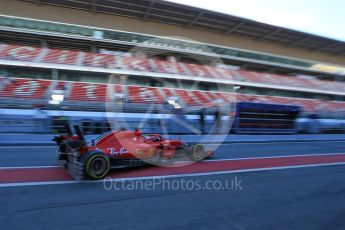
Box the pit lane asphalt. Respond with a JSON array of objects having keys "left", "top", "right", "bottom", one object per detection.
[
  {"left": 0, "top": 165, "right": 344, "bottom": 230},
  {"left": 0, "top": 142, "right": 345, "bottom": 229},
  {"left": 0, "top": 141, "right": 345, "bottom": 167}
]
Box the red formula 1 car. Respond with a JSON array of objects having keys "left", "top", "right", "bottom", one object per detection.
[{"left": 53, "top": 125, "right": 214, "bottom": 180}]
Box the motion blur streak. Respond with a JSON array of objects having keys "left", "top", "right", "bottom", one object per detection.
[{"left": 1, "top": 153, "right": 345, "bottom": 186}]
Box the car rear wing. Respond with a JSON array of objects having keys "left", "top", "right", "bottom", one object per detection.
[
  {"left": 65, "top": 124, "right": 73, "bottom": 136},
  {"left": 73, "top": 125, "right": 85, "bottom": 142},
  {"left": 52, "top": 124, "right": 86, "bottom": 144}
]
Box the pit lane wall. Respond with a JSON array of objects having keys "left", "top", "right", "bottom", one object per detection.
[{"left": 1, "top": 108, "right": 345, "bottom": 134}]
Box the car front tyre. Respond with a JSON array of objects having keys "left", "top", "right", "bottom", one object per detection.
[{"left": 188, "top": 144, "right": 207, "bottom": 162}]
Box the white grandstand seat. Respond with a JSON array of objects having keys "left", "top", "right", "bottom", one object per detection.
[
  {"left": 0, "top": 44, "right": 40, "bottom": 62},
  {"left": 126, "top": 86, "right": 164, "bottom": 103},
  {"left": 0, "top": 78, "right": 50, "bottom": 99},
  {"left": 1, "top": 44, "right": 344, "bottom": 95},
  {"left": 43, "top": 49, "right": 80, "bottom": 65},
  {"left": 2, "top": 77, "right": 345, "bottom": 113},
  {"left": 83, "top": 53, "right": 116, "bottom": 68},
  {"left": 69, "top": 82, "right": 107, "bottom": 101},
  {"left": 155, "top": 60, "right": 183, "bottom": 75}
]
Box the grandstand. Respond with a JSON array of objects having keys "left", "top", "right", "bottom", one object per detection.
[{"left": 0, "top": 0, "right": 345, "bottom": 134}]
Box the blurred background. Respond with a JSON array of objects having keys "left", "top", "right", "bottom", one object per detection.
[{"left": 1, "top": 0, "right": 345, "bottom": 136}]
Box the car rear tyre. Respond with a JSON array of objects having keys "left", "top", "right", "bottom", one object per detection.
[{"left": 84, "top": 153, "right": 110, "bottom": 180}]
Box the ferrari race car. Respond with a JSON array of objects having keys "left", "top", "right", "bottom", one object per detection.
[{"left": 53, "top": 125, "right": 214, "bottom": 180}]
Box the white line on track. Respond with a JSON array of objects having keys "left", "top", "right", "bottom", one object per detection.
[
  {"left": 205, "top": 152, "right": 345, "bottom": 162},
  {"left": 207, "top": 140, "right": 345, "bottom": 146},
  {"left": 0, "top": 161, "right": 345, "bottom": 188}
]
